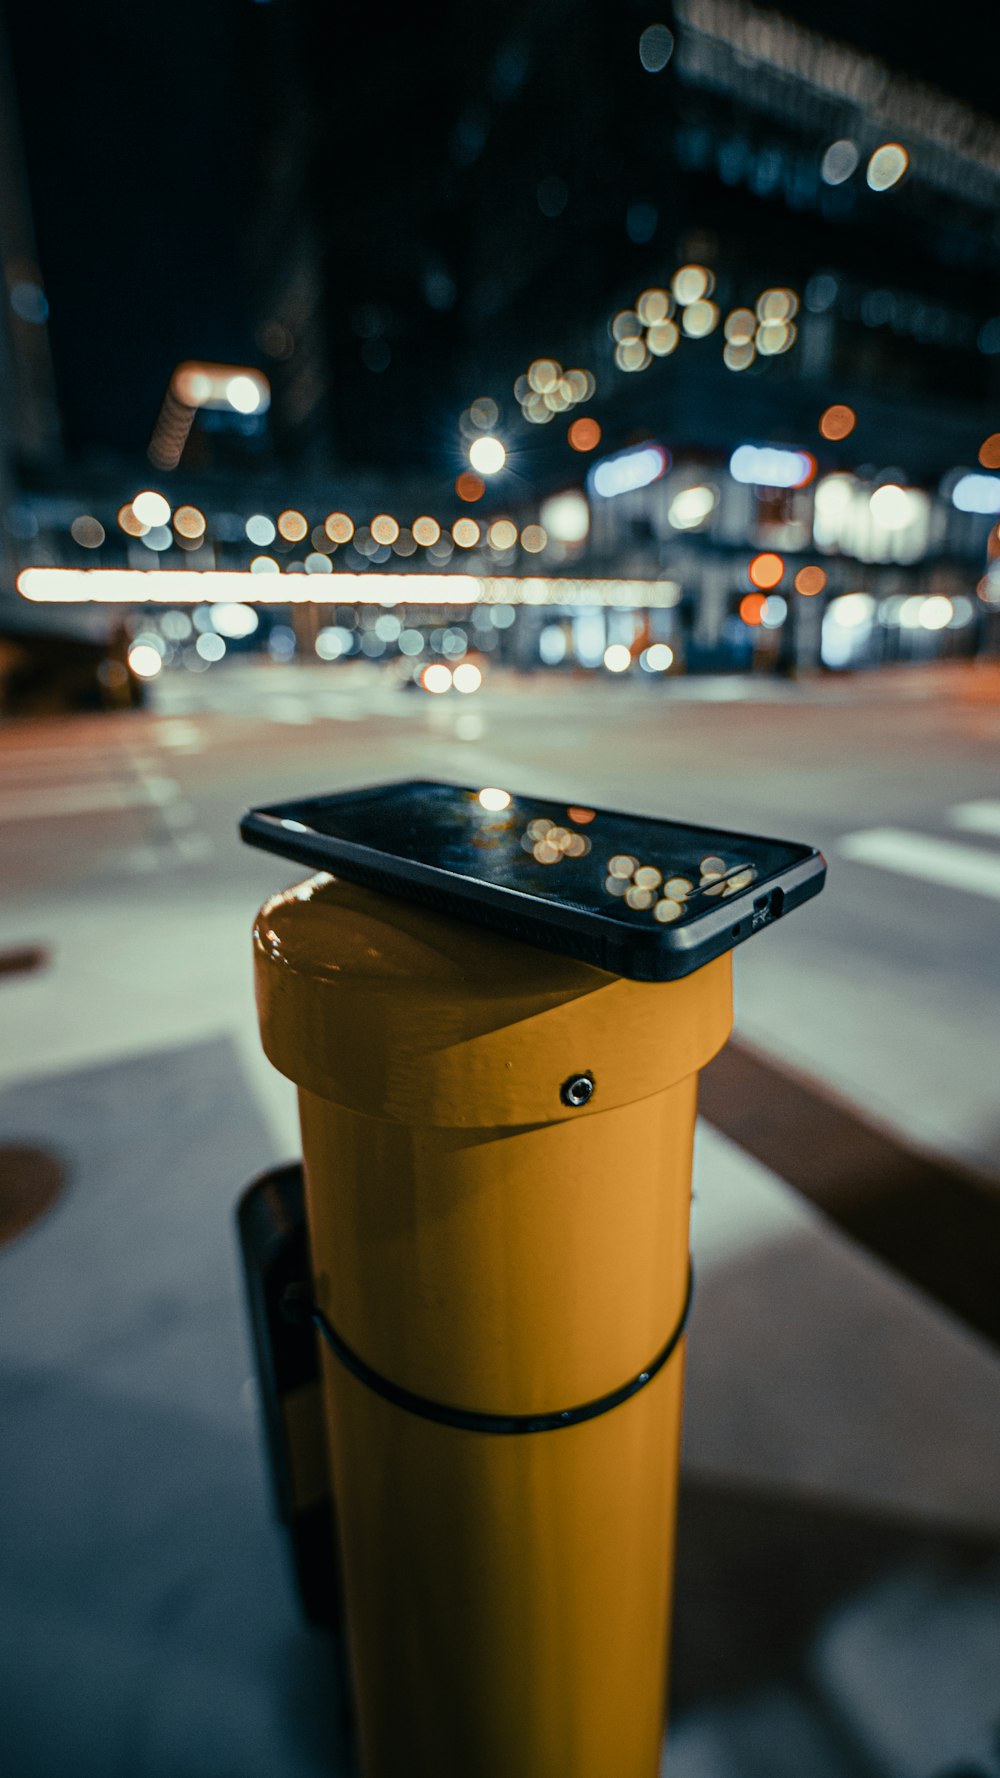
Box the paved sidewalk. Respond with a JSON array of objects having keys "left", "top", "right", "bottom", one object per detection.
[{"left": 2, "top": 1025, "right": 999, "bottom": 1775}]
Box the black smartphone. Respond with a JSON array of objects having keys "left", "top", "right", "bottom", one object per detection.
[{"left": 240, "top": 779, "right": 825, "bottom": 982}]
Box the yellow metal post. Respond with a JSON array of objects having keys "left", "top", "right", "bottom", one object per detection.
[{"left": 253, "top": 872, "right": 733, "bottom": 1778}]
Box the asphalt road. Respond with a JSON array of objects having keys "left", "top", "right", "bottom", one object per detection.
[{"left": 2, "top": 658, "right": 998, "bottom": 1174}]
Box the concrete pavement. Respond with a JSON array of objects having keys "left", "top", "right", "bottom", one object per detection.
[{"left": 2, "top": 660, "right": 999, "bottom": 1775}]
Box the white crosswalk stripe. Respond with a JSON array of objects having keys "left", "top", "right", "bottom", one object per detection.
[
  {"left": 949, "top": 800, "right": 1000, "bottom": 837},
  {"left": 838, "top": 827, "right": 1000, "bottom": 901},
  {"left": 0, "top": 780, "right": 179, "bottom": 821}
]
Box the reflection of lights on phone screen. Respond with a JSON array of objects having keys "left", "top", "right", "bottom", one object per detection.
[{"left": 478, "top": 787, "right": 511, "bottom": 812}]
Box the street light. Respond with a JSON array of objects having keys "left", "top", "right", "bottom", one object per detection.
[{"left": 468, "top": 435, "right": 506, "bottom": 475}]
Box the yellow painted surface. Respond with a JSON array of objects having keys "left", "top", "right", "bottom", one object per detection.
[{"left": 253, "top": 874, "right": 733, "bottom": 1778}]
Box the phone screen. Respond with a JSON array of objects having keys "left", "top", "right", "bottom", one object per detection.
[{"left": 267, "top": 782, "right": 811, "bottom": 932}]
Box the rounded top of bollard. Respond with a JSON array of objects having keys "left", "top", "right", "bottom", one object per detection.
[{"left": 253, "top": 874, "right": 732, "bottom": 1126}]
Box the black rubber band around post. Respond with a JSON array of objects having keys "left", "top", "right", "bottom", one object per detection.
[{"left": 301, "top": 1266, "right": 693, "bottom": 1436}]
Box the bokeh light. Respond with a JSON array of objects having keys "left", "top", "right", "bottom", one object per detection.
[
  {"left": 820, "top": 404, "right": 856, "bottom": 441},
  {"left": 821, "top": 139, "right": 859, "bottom": 185},
  {"left": 615, "top": 337, "right": 651, "bottom": 372},
  {"left": 520, "top": 524, "right": 547, "bottom": 554},
  {"left": 132, "top": 490, "right": 171, "bottom": 528},
  {"left": 469, "top": 397, "right": 499, "bottom": 431},
  {"left": 210, "top": 603, "right": 258, "bottom": 639},
  {"left": 173, "top": 505, "right": 206, "bottom": 540},
  {"left": 117, "top": 504, "right": 148, "bottom": 538},
  {"left": 638, "top": 24, "right": 674, "bottom": 71},
  {"left": 246, "top": 514, "right": 276, "bottom": 546},
  {"left": 568, "top": 416, "right": 602, "bottom": 452},
  {"left": 978, "top": 434, "right": 1000, "bottom": 470},
  {"left": 867, "top": 143, "right": 909, "bottom": 191},
  {"left": 277, "top": 509, "right": 308, "bottom": 543},
  {"left": 749, "top": 552, "right": 785, "bottom": 589},
  {"left": 869, "top": 484, "right": 920, "bottom": 529},
  {"left": 646, "top": 319, "right": 680, "bottom": 357},
  {"left": 324, "top": 512, "right": 354, "bottom": 544},
  {"left": 681, "top": 300, "right": 719, "bottom": 338},
  {"left": 528, "top": 358, "right": 560, "bottom": 392},
  {"left": 456, "top": 473, "right": 485, "bottom": 503},
  {"left": 795, "top": 565, "right": 827, "bottom": 596},
  {"left": 724, "top": 341, "right": 755, "bottom": 372},
  {"left": 70, "top": 516, "right": 105, "bottom": 549},
  {"left": 468, "top": 435, "right": 507, "bottom": 475},
  {"left": 672, "top": 265, "right": 713, "bottom": 305},
  {"left": 724, "top": 308, "right": 756, "bottom": 345},
  {"left": 739, "top": 592, "right": 766, "bottom": 626},
  {"left": 127, "top": 643, "right": 162, "bottom": 679},
  {"left": 642, "top": 643, "right": 674, "bottom": 671},
  {"left": 226, "top": 374, "right": 264, "bottom": 413}
]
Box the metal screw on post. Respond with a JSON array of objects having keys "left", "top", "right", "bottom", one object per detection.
[{"left": 560, "top": 1073, "right": 595, "bottom": 1108}]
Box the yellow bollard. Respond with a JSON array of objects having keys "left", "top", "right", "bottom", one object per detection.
[{"left": 253, "top": 872, "right": 733, "bottom": 1778}]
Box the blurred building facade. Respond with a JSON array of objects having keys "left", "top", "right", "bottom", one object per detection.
[{"left": 1, "top": 0, "right": 998, "bottom": 688}]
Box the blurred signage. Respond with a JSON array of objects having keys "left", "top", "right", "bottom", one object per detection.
[
  {"left": 17, "top": 568, "right": 685, "bottom": 608},
  {"left": 170, "top": 363, "right": 271, "bottom": 414},
  {"left": 589, "top": 445, "right": 668, "bottom": 499},
  {"left": 729, "top": 444, "right": 814, "bottom": 488},
  {"left": 15, "top": 568, "right": 683, "bottom": 611},
  {"left": 952, "top": 474, "right": 1000, "bottom": 515}
]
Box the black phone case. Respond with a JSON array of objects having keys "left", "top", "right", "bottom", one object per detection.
[{"left": 241, "top": 779, "right": 826, "bottom": 981}]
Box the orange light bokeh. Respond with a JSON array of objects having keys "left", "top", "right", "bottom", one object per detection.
[
  {"left": 567, "top": 806, "right": 596, "bottom": 824},
  {"left": 794, "top": 564, "right": 827, "bottom": 596},
  {"left": 277, "top": 509, "right": 308, "bottom": 543},
  {"left": 455, "top": 472, "right": 486, "bottom": 503},
  {"left": 979, "top": 433, "right": 1000, "bottom": 470},
  {"left": 117, "top": 503, "right": 147, "bottom": 538},
  {"left": 739, "top": 592, "right": 766, "bottom": 626},
  {"left": 819, "top": 404, "right": 856, "bottom": 442},
  {"left": 172, "top": 504, "right": 206, "bottom": 540},
  {"left": 748, "top": 552, "right": 784, "bottom": 590},
  {"left": 324, "top": 512, "right": 354, "bottom": 544},
  {"left": 568, "top": 416, "right": 602, "bottom": 453}
]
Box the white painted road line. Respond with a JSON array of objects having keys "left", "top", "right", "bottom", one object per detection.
[
  {"left": 153, "top": 721, "right": 203, "bottom": 751},
  {"left": 0, "top": 781, "right": 179, "bottom": 821},
  {"left": 838, "top": 828, "right": 1000, "bottom": 901},
  {"left": 949, "top": 801, "right": 1000, "bottom": 838}
]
